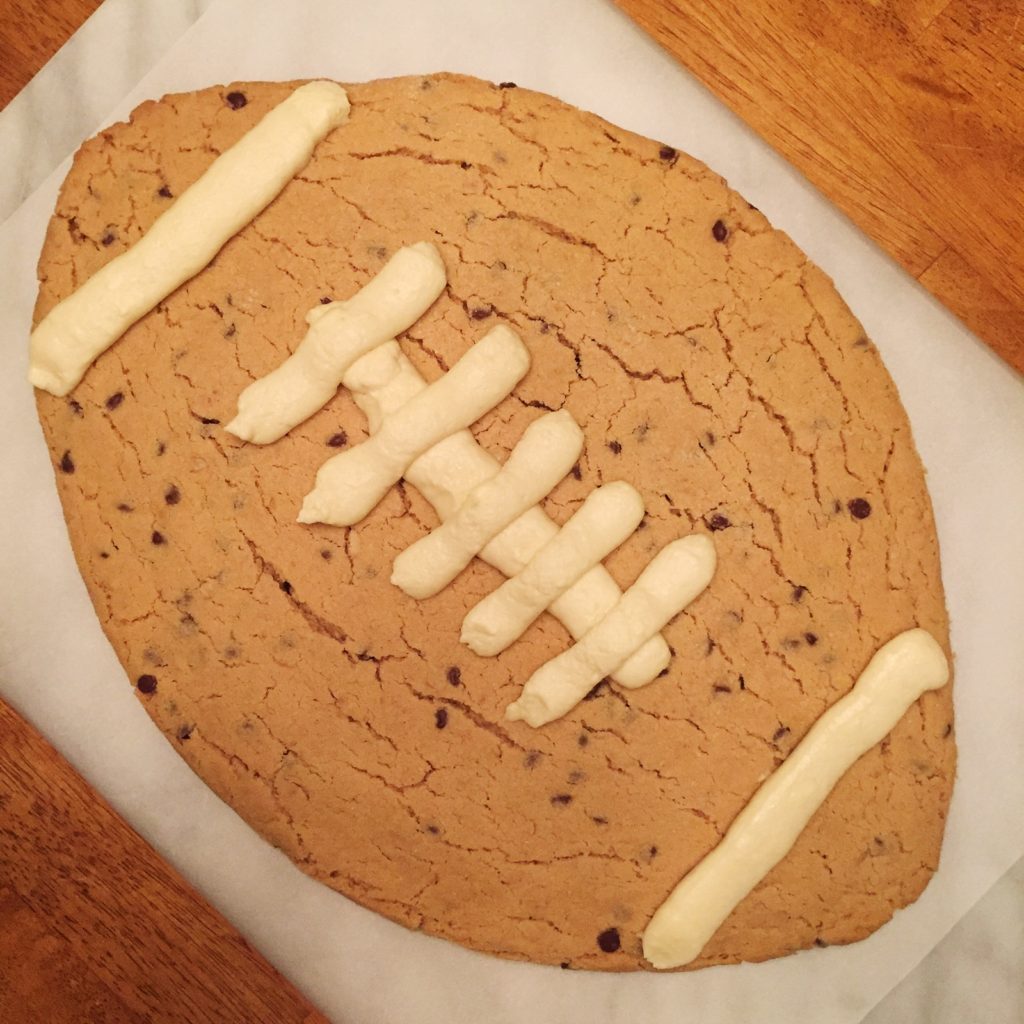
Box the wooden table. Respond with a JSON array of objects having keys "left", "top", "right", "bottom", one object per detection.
[{"left": 615, "top": 0, "right": 1024, "bottom": 373}]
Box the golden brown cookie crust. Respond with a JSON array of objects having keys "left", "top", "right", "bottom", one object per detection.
[{"left": 32, "top": 74, "right": 955, "bottom": 971}]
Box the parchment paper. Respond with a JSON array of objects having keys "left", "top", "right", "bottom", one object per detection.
[{"left": 2, "top": 2, "right": 1023, "bottom": 1022}]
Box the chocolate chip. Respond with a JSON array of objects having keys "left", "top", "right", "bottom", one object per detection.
[
  {"left": 176, "top": 724, "right": 193, "bottom": 741},
  {"left": 151, "top": 531, "right": 166, "bottom": 546},
  {"left": 199, "top": 416, "right": 220, "bottom": 425},
  {"left": 67, "top": 398, "right": 83, "bottom": 416},
  {"left": 320, "top": 548, "right": 332, "bottom": 560},
  {"left": 460, "top": 161, "right": 472, "bottom": 170},
  {"left": 571, "top": 463, "right": 582, "bottom": 481},
  {"left": 591, "top": 815, "right": 608, "bottom": 825},
  {"left": 356, "top": 651, "right": 374, "bottom": 662},
  {"left": 104, "top": 391, "right": 124, "bottom": 410},
  {"left": 326, "top": 431, "right": 348, "bottom": 448},
  {"left": 446, "top": 666, "right": 462, "bottom": 687},
  {"left": 59, "top": 451, "right": 75, "bottom": 474},
  {"left": 712, "top": 219, "right": 728, "bottom": 242},
  {"left": 498, "top": 81, "right": 517, "bottom": 89},
  {"left": 713, "top": 684, "right": 732, "bottom": 693},
  {"left": 101, "top": 232, "right": 116, "bottom": 247},
  {"left": 136, "top": 674, "right": 157, "bottom": 695},
  {"left": 224, "top": 323, "right": 237, "bottom": 338},
  {"left": 279, "top": 580, "right": 293, "bottom": 595},
  {"left": 156, "top": 441, "right": 167, "bottom": 456},
  {"left": 847, "top": 497, "right": 872, "bottom": 520},
  {"left": 426, "top": 824, "right": 440, "bottom": 835},
  {"left": 470, "top": 306, "right": 493, "bottom": 320},
  {"left": 435, "top": 707, "right": 449, "bottom": 729},
  {"left": 225, "top": 91, "right": 247, "bottom": 109},
  {"left": 560, "top": 961, "right": 571, "bottom": 970},
  {"left": 792, "top": 585, "right": 808, "bottom": 602},
  {"left": 739, "top": 674, "right": 746, "bottom": 690},
  {"left": 648, "top": 845, "right": 659, "bottom": 859},
  {"left": 607, "top": 440, "right": 622, "bottom": 455},
  {"left": 577, "top": 732, "right": 589, "bottom": 747},
  {"left": 164, "top": 485, "right": 181, "bottom": 506},
  {"left": 99, "top": 551, "right": 110, "bottom": 559},
  {"left": 550, "top": 793, "right": 572, "bottom": 806},
  {"left": 772, "top": 725, "right": 791, "bottom": 743},
  {"left": 524, "top": 750, "right": 541, "bottom": 768},
  {"left": 658, "top": 145, "right": 677, "bottom": 163},
  {"left": 804, "top": 632, "right": 819, "bottom": 646},
  {"left": 116, "top": 502, "right": 133, "bottom": 513},
  {"left": 320, "top": 296, "right": 333, "bottom": 305},
  {"left": 703, "top": 431, "right": 717, "bottom": 447},
  {"left": 158, "top": 184, "right": 173, "bottom": 199},
  {"left": 597, "top": 928, "right": 620, "bottom": 953},
  {"left": 706, "top": 513, "right": 731, "bottom": 531}
]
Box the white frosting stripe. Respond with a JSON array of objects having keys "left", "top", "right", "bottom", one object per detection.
[
  {"left": 506, "top": 534, "right": 717, "bottom": 727},
  {"left": 29, "top": 81, "right": 351, "bottom": 396},
  {"left": 342, "top": 342, "right": 671, "bottom": 688},
  {"left": 461, "top": 481, "right": 645, "bottom": 656},
  {"left": 391, "top": 410, "right": 584, "bottom": 599},
  {"left": 642, "top": 628, "right": 950, "bottom": 970},
  {"left": 225, "top": 242, "right": 445, "bottom": 443},
  {"left": 299, "top": 325, "right": 529, "bottom": 527}
]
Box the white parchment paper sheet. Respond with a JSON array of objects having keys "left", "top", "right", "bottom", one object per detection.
[{"left": 1, "top": 2, "right": 1022, "bottom": 1022}]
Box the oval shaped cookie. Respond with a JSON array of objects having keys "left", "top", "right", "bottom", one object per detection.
[{"left": 31, "top": 74, "right": 954, "bottom": 971}]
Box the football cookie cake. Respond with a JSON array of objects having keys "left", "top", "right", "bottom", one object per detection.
[{"left": 30, "top": 75, "right": 955, "bottom": 971}]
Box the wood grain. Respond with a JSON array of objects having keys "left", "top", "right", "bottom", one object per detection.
[
  {"left": 0, "top": 698, "right": 330, "bottom": 1024},
  {"left": 615, "top": 0, "right": 1024, "bottom": 374},
  {"left": 0, "top": 0, "right": 104, "bottom": 109}
]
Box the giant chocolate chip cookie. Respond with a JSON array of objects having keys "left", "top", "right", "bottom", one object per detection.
[{"left": 32, "top": 74, "right": 954, "bottom": 970}]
